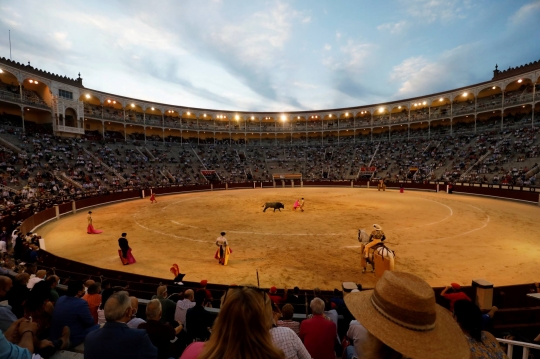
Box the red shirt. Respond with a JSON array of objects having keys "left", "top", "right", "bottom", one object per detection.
[
  {"left": 299, "top": 315, "right": 336, "bottom": 359},
  {"left": 443, "top": 292, "right": 471, "bottom": 311},
  {"left": 269, "top": 294, "right": 284, "bottom": 305}
]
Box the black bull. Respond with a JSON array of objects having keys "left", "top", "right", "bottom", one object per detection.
[{"left": 262, "top": 202, "right": 285, "bottom": 212}]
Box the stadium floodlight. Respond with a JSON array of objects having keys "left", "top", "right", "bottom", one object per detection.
[
  {"left": 85, "top": 94, "right": 90, "bottom": 99},
  {"left": 0, "top": 69, "right": 3, "bottom": 73},
  {"left": 281, "top": 115, "right": 287, "bottom": 121},
  {"left": 329, "top": 114, "right": 332, "bottom": 117},
  {"left": 345, "top": 113, "right": 349, "bottom": 116},
  {"left": 422, "top": 101, "right": 426, "bottom": 105},
  {"left": 131, "top": 104, "right": 135, "bottom": 107},
  {"left": 251, "top": 116, "right": 255, "bottom": 120},
  {"left": 235, "top": 115, "right": 240, "bottom": 120},
  {"left": 151, "top": 107, "right": 155, "bottom": 110},
  {"left": 463, "top": 92, "right": 468, "bottom": 97},
  {"left": 107, "top": 100, "right": 111, "bottom": 103},
  {"left": 518, "top": 79, "right": 522, "bottom": 83},
  {"left": 187, "top": 111, "right": 191, "bottom": 115},
  {"left": 29, "top": 80, "right": 33, "bottom": 83},
  {"left": 439, "top": 98, "right": 443, "bottom": 102},
  {"left": 379, "top": 108, "right": 384, "bottom": 113},
  {"left": 492, "top": 86, "right": 496, "bottom": 90},
  {"left": 398, "top": 106, "right": 401, "bottom": 109},
  {"left": 203, "top": 114, "right": 206, "bottom": 117}
]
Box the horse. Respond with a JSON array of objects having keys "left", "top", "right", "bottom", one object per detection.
[{"left": 357, "top": 229, "right": 369, "bottom": 244}]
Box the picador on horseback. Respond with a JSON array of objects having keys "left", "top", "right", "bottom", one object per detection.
[{"left": 358, "top": 224, "right": 393, "bottom": 274}]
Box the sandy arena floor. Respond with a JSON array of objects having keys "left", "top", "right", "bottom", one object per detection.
[{"left": 37, "top": 188, "right": 540, "bottom": 290}]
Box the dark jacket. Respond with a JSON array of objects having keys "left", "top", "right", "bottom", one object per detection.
[
  {"left": 50, "top": 296, "right": 99, "bottom": 346},
  {"left": 85, "top": 321, "right": 158, "bottom": 359},
  {"left": 186, "top": 305, "right": 213, "bottom": 342}
]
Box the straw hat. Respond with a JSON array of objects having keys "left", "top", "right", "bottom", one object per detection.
[
  {"left": 344, "top": 271, "right": 469, "bottom": 359},
  {"left": 373, "top": 224, "right": 382, "bottom": 231}
]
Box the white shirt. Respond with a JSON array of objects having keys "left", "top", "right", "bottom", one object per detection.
[
  {"left": 127, "top": 317, "right": 146, "bottom": 329},
  {"left": 0, "top": 241, "right": 6, "bottom": 253},
  {"left": 27, "top": 276, "right": 44, "bottom": 289},
  {"left": 270, "top": 326, "right": 311, "bottom": 359},
  {"left": 346, "top": 320, "right": 369, "bottom": 359},
  {"left": 175, "top": 299, "right": 196, "bottom": 327},
  {"left": 216, "top": 236, "right": 228, "bottom": 247}
]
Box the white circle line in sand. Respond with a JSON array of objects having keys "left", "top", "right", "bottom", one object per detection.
[
  {"left": 394, "top": 197, "right": 454, "bottom": 230},
  {"left": 133, "top": 211, "right": 211, "bottom": 243},
  {"left": 414, "top": 203, "right": 490, "bottom": 243}
]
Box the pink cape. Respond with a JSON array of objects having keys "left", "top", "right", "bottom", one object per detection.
[
  {"left": 87, "top": 224, "right": 103, "bottom": 234},
  {"left": 293, "top": 200, "right": 300, "bottom": 208},
  {"left": 119, "top": 249, "right": 136, "bottom": 265}
]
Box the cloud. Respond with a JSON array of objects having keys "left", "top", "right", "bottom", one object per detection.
[
  {"left": 389, "top": 44, "right": 479, "bottom": 97},
  {"left": 293, "top": 81, "right": 318, "bottom": 89},
  {"left": 377, "top": 21, "right": 408, "bottom": 34},
  {"left": 510, "top": 1, "right": 540, "bottom": 24},
  {"left": 336, "top": 31, "right": 342, "bottom": 40},
  {"left": 51, "top": 32, "right": 72, "bottom": 50},
  {"left": 324, "top": 44, "right": 332, "bottom": 51},
  {"left": 401, "top": 0, "right": 473, "bottom": 23}
]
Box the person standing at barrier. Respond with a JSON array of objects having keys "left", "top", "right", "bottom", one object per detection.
[{"left": 87, "top": 211, "right": 103, "bottom": 234}]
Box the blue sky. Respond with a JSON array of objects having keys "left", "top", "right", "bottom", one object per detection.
[{"left": 1, "top": 0, "right": 539, "bottom": 112}]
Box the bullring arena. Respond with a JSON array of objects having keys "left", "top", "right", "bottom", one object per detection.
[{"left": 37, "top": 187, "right": 540, "bottom": 289}]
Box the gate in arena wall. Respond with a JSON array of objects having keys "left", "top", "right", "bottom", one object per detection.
[{"left": 272, "top": 173, "right": 302, "bottom": 187}]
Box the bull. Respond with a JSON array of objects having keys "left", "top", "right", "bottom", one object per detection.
[{"left": 262, "top": 202, "right": 285, "bottom": 212}]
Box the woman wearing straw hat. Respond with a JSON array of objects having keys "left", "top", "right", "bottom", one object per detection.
[{"left": 344, "top": 271, "right": 470, "bottom": 359}]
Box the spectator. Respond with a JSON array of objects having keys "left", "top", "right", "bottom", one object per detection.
[
  {"left": 7, "top": 273, "right": 30, "bottom": 318},
  {"left": 344, "top": 271, "right": 469, "bottom": 359},
  {"left": 46, "top": 275, "right": 60, "bottom": 303},
  {"left": 152, "top": 285, "right": 176, "bottom": 325},
  {"left": 277, "top": 304, "right": 300, "bottom": 335},
  {"left": 454, "top": 300, "right": 508, "bottom": 359},
  {"left": 138, "top": 299, "right": 181, "bottom": 359},
  {"left": 97, "top": 288, "right": 117, "bottom": 325},
  {"left": 270, "top": 302, "right": 310, "bottom": 359},
  {"left": 199, "top": 280, "right": 214, "bottom": 306},
  {"left": 0, "top": 317, "right": 39, "bottom": 358},
  {"left": 175, "top": 289, "right": 195, "bottom": 327},
  {"left": 23, "top": 280, "right": 54, "bottom": 340},
  {"left": 50, "top": 280, "right": 99, "bottom": 347},
  {"left": 180, "top": 286, "right": 283, "bottom": 359},
  {"left": 127, "top": 296, "right": 146, "bottom": 329},
  {"left": 27, "top": 245, "right": 39, "bottom": 264},
  {"left": 27, "top": 269, "right": 46, "bottom": 290},
  {"left": 0, "top": 276, "right": 16, "bottom": 332},
  {"left": 269, "top": 286, "right": 287, "bottom": 305},
  {"left": 440, "top": 283, "right": 471, "bottom": 311},
  {"left": 286, "top": 286, "right": 301, "bottom": 304},
  {"left": 0, "top": 276, "right": 70, "bottom": 357},
  {"left": 84, "top": 291, "right": 158, "bottom": 359},
  {"left": 83, "top": 282, "right": 102, "bottom": 324},
  {"left": 299, "top": 297, "right": 336, "bottom": 359},
  {"left": 186, "top": 289, "right": 213, "bottom": 342},
  {"left": 344, "top": 318, "right": 368, "bottom": 359},
  {"left": 0, "top": 239, "right": 6, "bottom": 256}
]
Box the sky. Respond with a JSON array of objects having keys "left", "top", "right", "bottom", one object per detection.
[{"left": 0, "top": 0, "right": 539, "bottom": 112}]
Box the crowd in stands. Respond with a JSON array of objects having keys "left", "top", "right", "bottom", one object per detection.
[
  {"left": 0, "top": 111, "right": 539, "bottom": 221},
  {"left": 0, "top": 229, "right": 532, "bottom": 359}
]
